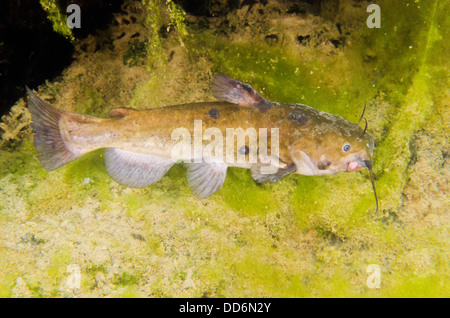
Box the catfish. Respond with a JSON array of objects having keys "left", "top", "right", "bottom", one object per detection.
[{"left": 27, "top": 75, "right": 377, "bottom": 210}]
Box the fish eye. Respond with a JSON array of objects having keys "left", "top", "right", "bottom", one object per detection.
[{"left": 342, "top": 143, "right": 351, "bottom": 152}]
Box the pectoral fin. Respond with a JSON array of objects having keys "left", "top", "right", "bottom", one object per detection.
[
  {"left": 186, "top": 161, "right": 228, "bottom": 199},
  {"left": 104, "top": 148, "right": 174, "bottom": 188},
  {"left": 212, "top": 75, "right": 272, "bottom": 112},
  {"left": 289, "top": 149, "right": 318, "bottom": 176},
  {"left": 251, "top": 163, "right": 297, "bottom": 184}
]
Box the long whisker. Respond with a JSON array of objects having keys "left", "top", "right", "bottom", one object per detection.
[
  {"left": 363, "top": 160, "right": 378, "bottom": 213},
  {"left": 358, "top": 102, "right": 366, "bottom": 125},
  {"left": 357, "top": 117, "right": 368, "bottom": 140},
  {"left": 369, "top": 167, "right": 378, "bottom": 213}
]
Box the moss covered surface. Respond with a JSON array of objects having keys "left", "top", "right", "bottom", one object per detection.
[{"left": 0, "top": 0, "right": 448, "bottom": 297}]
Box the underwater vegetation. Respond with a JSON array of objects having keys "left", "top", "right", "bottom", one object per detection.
[
  {"left": 141, "top": 0, "right": 188, "bottom": 68},
  {"left": 0, "top": 0, "right": 448, "bottom": 297},
  {"left": 39, "top": 0, "right": 76, "bottom": 42}
]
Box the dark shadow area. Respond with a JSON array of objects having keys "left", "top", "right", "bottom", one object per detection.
[{"left": 0, "top": 0, "right": 124, "bottom": 117}]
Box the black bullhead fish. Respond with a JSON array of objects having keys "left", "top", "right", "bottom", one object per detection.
[{"left": 27, "top": 75, "right": 378, "bottom": 210}]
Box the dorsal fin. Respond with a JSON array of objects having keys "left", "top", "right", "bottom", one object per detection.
[
  {"left": 212, "top": 75, "right": 272, "bottom": 112},
  {"left": 108, "top": 107, "right": 138, "bottom": 118}
]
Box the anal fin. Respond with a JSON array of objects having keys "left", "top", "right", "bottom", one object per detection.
[
  {"left": 186, "top": 161, "right": 228, "bottom": 199},
  {"left": 104, "top": 148, "right": 174, "bottom": 188}
]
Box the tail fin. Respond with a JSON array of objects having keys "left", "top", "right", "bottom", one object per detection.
[{"left": 26, "top": 87, "right": 78, "bottom": 171}]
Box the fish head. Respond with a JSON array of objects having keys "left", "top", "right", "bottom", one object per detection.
[
  {"left": 288, "top": 123, "right": 378, "bottom": 212},
  {"left": 325, "top": 131, "right": 375, "bottom": 174},
  {"left": 288, "top": 122, "right": 375, "bottom": 176}
]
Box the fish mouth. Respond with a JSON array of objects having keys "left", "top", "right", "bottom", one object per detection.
[
  {"left": 347, "top": 159, "right": 372, "bottom": 172},
  {"left": 347, "top": 161, "right": 360, "bottom": 171}
]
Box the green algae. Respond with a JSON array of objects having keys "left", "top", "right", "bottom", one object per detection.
[
  {"left": 46, "top": 250, "right": 72, "bottom": 287},
  {"left": 39, "top": 0, "right": 75, "bottom": 42},
  {"left": 142, "top": 0, "right": 188, "bottom": 68},
  {"left": 189, "top": 33, "right": 375, "bottom": 120},
  {"left": 62, "top": 150, "right": 114, "bottom": 211},
  {"left": 119, "top": 285, "right": 141, "bottom": 297},
  {"left": 220, "top": 168, "right": 280, "bottom": 216},
  {"left": 115, "top": 272, "right": 140, "bottom": 286},
  {"left": 0, "top": 140, "right": 41, "bottom": 179},
  {"left": 371, "top": 0, "right": 447, "bottom": 213},
  {"left": 77, "top": 88, "right": 108, "bottom": 117},
  {"left": 142, "top": 0, "right": 166, "bottom": 69},
  {"left": 123, "top": 40, "right": 147, "bottom": 67}
]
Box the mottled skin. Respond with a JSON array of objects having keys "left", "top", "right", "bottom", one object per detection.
[{"left": 61, "top": 101, "right": 374, "bottom": 176}]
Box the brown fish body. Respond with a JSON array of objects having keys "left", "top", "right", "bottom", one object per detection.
[
  {"left": 62, "top": 102, "right": 276, "bottom": 159},
  {"left": 27, "top": 75, "right": 377, "bottom": 204},
  {"left": 62, "top": 101, "right": 368, "bottom": 166}
]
